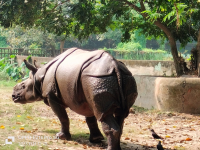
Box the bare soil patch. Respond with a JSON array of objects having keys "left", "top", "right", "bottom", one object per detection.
[{"left": 0, "top": 87, "right": 200, "bottom": 150}]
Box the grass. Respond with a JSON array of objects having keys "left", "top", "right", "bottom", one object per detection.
[
  {"left": 0, "top": 80, "right": 17, "bottom": 88},
  {"left": 1, "top": 143, "right": 48, "bottom": 150}
]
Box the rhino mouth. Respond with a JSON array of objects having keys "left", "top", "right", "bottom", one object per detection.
[{"left": 12, "top": 95, "right": 21, "bottom": 102}]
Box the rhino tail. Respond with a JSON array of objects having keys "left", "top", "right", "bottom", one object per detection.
[{"left": 113, "top": 59, "right": 125, "bottom": 110}]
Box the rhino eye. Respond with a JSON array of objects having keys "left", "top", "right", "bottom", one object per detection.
[{"left": 21, "top": 84, "right": 25, "bottom": 89}]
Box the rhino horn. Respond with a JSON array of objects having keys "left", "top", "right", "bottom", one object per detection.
[{"left": 24, "top": 59, "right": 37, "bottom": 73}]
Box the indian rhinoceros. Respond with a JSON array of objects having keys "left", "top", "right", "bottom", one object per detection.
[{"left": 12, "top": 47, "right": 138, "bottom": 150}]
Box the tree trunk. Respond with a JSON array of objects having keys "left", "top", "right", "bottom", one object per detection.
[
  {"left": 167, "top": 33, "right": 182, "bottom": 76},
  {"left": 197, "top": 28, "right": 200, "bottom": 77},
  {"left": 124, "top": 1, "right": 183, "bottom": 76},
  {"left": 60, "top": 40, "right": 65, "bottom": 54},
  {"left": 153, "top": 21, "right": 183, "bottom": 76}
]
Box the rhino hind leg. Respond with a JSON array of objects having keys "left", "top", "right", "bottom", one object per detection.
[
  {"left": 86, "top": 116, "right": 104, "bottom": 143},
  {"left": 101, "top": 114, "right": 122, "bottom": 150},
  {"left": 47, "top": 93, "right": 71, "bottom": 140}
]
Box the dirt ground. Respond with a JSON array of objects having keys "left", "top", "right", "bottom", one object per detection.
[{"left": 1, "top": 86, "right": 200, "bottom": 150}]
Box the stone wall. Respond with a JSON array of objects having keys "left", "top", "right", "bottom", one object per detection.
[
  {"left": 134, "top": 75, "right": 200, "bottom": 114},
  {"left": 122, "top": 60, "right": 176, "bottom": 76}
]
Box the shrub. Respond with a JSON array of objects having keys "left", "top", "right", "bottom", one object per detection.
[
  {"left": 116, "top": 42, "right": 142, "bottom": 51},
  {"left": 0, "top": 55, "right": 29, "bottom": 81}
]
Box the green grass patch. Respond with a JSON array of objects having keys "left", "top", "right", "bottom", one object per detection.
[
  {"left": 132, "top": 105, "right": 150, "bottom": 113},
  {"left": 0, "top": 142, "right": 49, "bottom": 150},
  {"left": 0, "top": 80, "right": 17, "bottom": 88},
  {"left": 44, "top": 129, "right": 59, "bottom": 134}
]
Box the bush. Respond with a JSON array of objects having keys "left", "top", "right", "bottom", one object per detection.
[
  {"left": 116, "top": 42, "right": 142, "bottom": 51},
  {"left": 0, "top": 55, "right": 29, "bottom": 81},
  {"left": 0, "top": 71, "right": 10, "bottom": 80},
  {"left": 102, "top": 47, "right": 171, "bottom": 60}
]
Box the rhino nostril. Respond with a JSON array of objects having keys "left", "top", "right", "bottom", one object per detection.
[{"left": 12, "top": 95, "right": 16, "bottom": 98}]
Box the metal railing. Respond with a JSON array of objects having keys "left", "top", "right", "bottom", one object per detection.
[{"left": 0, "top": 48, "right": 60, "bottom": 58}]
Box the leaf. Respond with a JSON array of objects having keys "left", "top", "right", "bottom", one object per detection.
[
  {"left": 0, "top": 125, "right": 5, "bottom": 129},
  {"left": 125, "top": 137, "right": 130, "bottom": 140},
  {"left": 17, "top": 115, "right": 21, "bottom": 117},
  {"left": 180, "top": 139, "right": 185, "bottom": 143},
  {"left": 20, "top": 127, "right": 24, "bottom": 130},
  {"left": 16, "top": 122, "right": 22, "bottom": 125},
  {"left": 190, "top": 128, "right": 195, "bottom": 131},
  {"left": 185, "top": 138, "right": 192, "bottom": 141},
  {"left": 10, "top": 55, "right": 16, "bottom": 58},
  {"left": 82, "top": 144, "right": 87, "bottom": 149},
  {"left": 26, "top": 116, "right": 33, "bottom": 119},
  {"left": 165, "top": 135, "right": 171, "bottom": 138}
]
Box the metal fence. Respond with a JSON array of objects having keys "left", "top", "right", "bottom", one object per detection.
[
  {"left": 105, "top": 49, "right": 170, "bottom": 60},
  {"left": 0, "top": 48, "right": 60, "bottom": 58},
  {"left": 0, "top": 47, "right": 171, "bottom": 60}
]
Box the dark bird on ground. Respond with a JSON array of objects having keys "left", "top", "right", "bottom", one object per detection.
[
  {"left": 157, "top": 141, "right": 164, "bottom": 150},
  {"left": 150, "top": 129, "right": 163, "bottom": 140}
]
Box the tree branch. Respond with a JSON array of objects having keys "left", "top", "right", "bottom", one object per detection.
[
  {"left": 43, "top": 0, "right": 69, "bottom": 17},
  {"left": 120, "top": 0, "right": 147, "bottom": 18},
  {"left": 140, "top": 0, "right": 145, "bottom": 11}
]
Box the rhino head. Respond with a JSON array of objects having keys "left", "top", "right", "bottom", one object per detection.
[{"left": 12, "top": 60, "right": 42, "bottom": 104}]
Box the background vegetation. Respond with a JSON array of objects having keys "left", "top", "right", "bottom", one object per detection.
[
  {"left": 0, "top": 55, "right": 29, "bottom": 81},
  {"left": 0, "top": 0, "right": 199, "bottom": 77},
  {"left": 0, "top": 26, "right": 192, "bottom": 60}
]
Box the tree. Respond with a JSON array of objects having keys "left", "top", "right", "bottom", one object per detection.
[
  {"left": 0, "top": 26, "right": 60, "bottom": 52},
  {"left": 1, "top": 0, "right": 200, "bottom": 76}
]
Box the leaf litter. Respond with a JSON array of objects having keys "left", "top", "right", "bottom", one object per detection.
[{"left": 1, "top": 88, "right": 200, "bottom": 149}]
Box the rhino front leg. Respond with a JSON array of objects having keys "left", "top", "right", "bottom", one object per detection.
[
  {"left": 47, "top": 94, "right": 71, "bottom": 140},
  {"left": 86, "top": 116, "right": 104, "bottom": 143},
  {"left": 101, "top": 114, "right": 122, "bottom": 150}
]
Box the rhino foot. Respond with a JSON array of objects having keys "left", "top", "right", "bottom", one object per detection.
[
  {"left": 89, "top": 134, "right": 104, "bottom": 143},
  {"left": 56, "top": 132, "right": 71, "bottom": 140},
  {"left": 106, "top": 146, "right": 121, "bottom": 150}
]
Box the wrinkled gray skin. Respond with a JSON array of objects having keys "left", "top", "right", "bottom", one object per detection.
[{"left": 12, "top": 49, "right": 137, "bottom": 150}]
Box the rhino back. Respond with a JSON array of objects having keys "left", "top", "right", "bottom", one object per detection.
[{"left": 55, "top": 50, "right": 114, "bottom": 116}]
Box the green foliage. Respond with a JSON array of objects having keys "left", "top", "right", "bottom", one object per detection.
[
  {"left": 117, "top": 42, "right": 142, "bottom": 51},
  {"left": 0, "top": 80, "right": 17, "bottom": 87},
  {"left": 133, "top": 30, "right": 146, "bottom": 48},
  {"left": 142, "top": 48, "right": 166, "bottom": 53},
  {"left": 0, "top": 55, "right": 29, "bottom": 81},
  {"left": 0, "top": 35, "right": 8, "bottom": 47},
  {"left": 0, "top": 0, "right": 199, "bottom": 46},
  {"left": 0, "top": 26, "right": 59, "bottom": 50},
  {"left": 104, "top": 48, "right": 169, "bottom": 60}
]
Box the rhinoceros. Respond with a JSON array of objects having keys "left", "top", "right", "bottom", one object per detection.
[{"left": 12, "top": 48, "right": 138, "bottom": 150}]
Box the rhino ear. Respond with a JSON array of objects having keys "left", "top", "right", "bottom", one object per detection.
[
  {"left": 33, "top": 60, "right": 40, "bottom": 68},
  {"left": 24, "top": 59, "right": 37, "bottom": 73}
]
